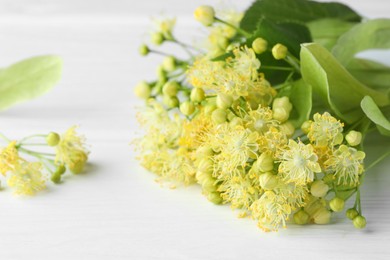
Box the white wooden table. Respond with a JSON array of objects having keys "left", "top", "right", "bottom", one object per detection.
[{"left": 0, "top": 1, "right": 389, "bottom": 259}]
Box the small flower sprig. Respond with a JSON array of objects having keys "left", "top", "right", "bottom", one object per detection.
[
  {"left": 0, "top": 126, "right": 89, "bottom": 196},
  {"left": 134, "top": 1, "right": 390, "bottom": 232}
]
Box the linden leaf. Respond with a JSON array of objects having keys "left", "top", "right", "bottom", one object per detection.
[
  {"left": 332, "top": 19, "right": 390, "bottom": 68},
  {"left": 300, "top": 43, "right": 389, "bottom": 124},
  {"left": 361, "top": 96, "right": 390, "bottom": 136},
  {"left": 240, "top": 0, "right": 361, "bottom": 33},
  {"left": 0, "top": 55, "right": 63, "bottom": 111}
]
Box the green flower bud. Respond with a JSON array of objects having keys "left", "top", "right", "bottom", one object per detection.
[
  {"left": 346, "top": 130, "right": 362, "bottom": 146},
  {"left": 259, "top": 172, "right": 278, "bottom": 190},
  {"left": 190, "top": 87, "right": 205, "bottom": 103},
  {"left": 310, "top": 180, "right": 329, "bottom": 198},
  {"left": 204, "top": 103, "right": 217, "bottom": 115},
  {"left": 313, "top": 208, "right": 331, "bottom": 224},
  {"left": 151, "top": 32, "right": 164, "bottom": 45},
  {"left": 294, "top": 210, "right": 309, "bottom": 225},
  {"left": 218, "top": 37, "right": 229, "bottom": 50},
  {"left": 301, "top": 120, "right": 312, "bottom": 134},
  {"left": 273, "top": 107, "right": 289, "bottom": 123},
  {"left": 216, "top": 93, "right": 233, "bottom": 109},
  {"left": 272, "top": 43, "right": 288, "bottom": 60},
  {"left": 207, "top": 192, "right": 223, "bottom": 204},
  {"left": 46, "top": 132, "right": 60, "bottom": 146},
  {"left": 334, "top": 132, "right": 344, "bottom": 145},
  {"left": 280, "top": 121, "right": 295, "bottom": 137},
  {"left": 162, "top": 81, "right": 179, "bottom": 97},
  {"left": 346, "top": 208, "right": 359, "bottom": 220},
  {"left": 180, "top": 101, "right": 195, "bottom": 116},
  {"left": 197, "top": 158, "right": 214, "bottom": 175},
  {"left": 156, "top": 65, "right": 167, "bottom": 82},
  {"left": 139, "top": 44, "right": 149, "bottom": 56},
  {"left": 195, "top": 146, "right": 214, "bottom": 161},
  {"left": 163, "top": 95, "right": 179, "bottom": 108},
  {"left": 51, "top": 165, "right": 66, "bottom": 184},
  {"left": 201, "top": 175, "right": 217, "bottom": 192},
  {"left": 353, "top": 215, "right": 366, "bottom": 229},
  {"left": 134, "top": 81, "right": 152, "bottom": 99},
  {"left": 256, "top": 153, "right": 274, "bottom": 172},
  {"left": 329, "top": 197, "right": 345, "bottom": 212},
  {"left": 273, "top": 96, "right": 293, "bottom": 112},
  {"left": 252, "top": 37, "right": 268, "bottom": 54},
  {"left": 194, "top": 5, "right": 215, "bottom": 26},
  {"left": 211, "top": 109, "right": 227, "bottom": 124},
  {"left": 162, "top": 56, "right": 176, "bottom": 72}
]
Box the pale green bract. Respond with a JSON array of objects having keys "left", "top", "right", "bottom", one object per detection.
[
  {"left": 361, "top": 96, "right": 390, "bottom": 136},
  {"left": 0, "top": 55, "right": 63, "bottom": 111}
]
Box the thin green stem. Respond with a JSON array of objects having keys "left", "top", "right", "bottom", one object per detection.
[
  {"left": 0, "top": 133, "right": 11, "bottom": 142},
  {"left": 229, "top": 107, "right": 240, "bottom": 117},
  {"left": 215, "top": 17, "right": 251, "bottom": 38},
  {"left": 18, "top": 147, "right": 56, "bottom": 158},
  {"left": 284, "top": 55, "right": 301, "bottom": 74},
  {"left": 261, "top": 66, "right": 294, "bottom": 71}
]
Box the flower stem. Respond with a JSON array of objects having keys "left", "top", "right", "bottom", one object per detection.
[
  {"left": 365, "top": 149, "right": 390, "bottom": 171},
  {"left": 214, "top": 17, "right": 251, "bottom": 38}
]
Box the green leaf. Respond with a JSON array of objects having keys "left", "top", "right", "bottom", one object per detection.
[
  {"left": 277, "top": 79, "right": 312, "bottom": 128},
  {"left": 332, "top": 19, "right": 390, "bottom": 67},
  {"left": 0, "top": 55, "right": 63, "bottom": 111},
  {"left": 361, "top": 96, "right": 390, "bottom": 136},
  {"left": 307, "top": 18, "right": 357, "bottom": 50},
  {"left": 241, "top": 0, "right": 361, "bottom": 33},
  {"left": 300, "top": 43, "right": 389, "bottom": 124},
  {"left": 348, "top": 58, "right": 390, "bottom": 92}
]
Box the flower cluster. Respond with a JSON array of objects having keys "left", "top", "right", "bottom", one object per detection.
[
  {"left": 0, "top": 126, "right": 89, "bottom": 196},
  {"left": 134, "top": 4, "right": 378, "bottom": 231}
]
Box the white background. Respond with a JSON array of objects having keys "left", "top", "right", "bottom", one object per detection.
[{"left": 0, "top": 0, "right": 390, "bottom": 259}]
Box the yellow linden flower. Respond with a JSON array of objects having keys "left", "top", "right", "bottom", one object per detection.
[
  {"left": 7, "top": 162, "right": 46, "bottom": 195},
  {"left": 245, "top": 77, "right": 277, "bottom": 109},
  {"left": 186, "top": 56, "right": 222, "bottom": 90},
  {"left": 308, "top": 112, "right": 344, "bottom": 147},
  {"left": 55, "top": 126, "right": 89, "bottom": 174},
  {"left": 325, "top": 145, "right": 365, "bottom": 186},
  {"left": 218, "top": 168, "right": 261, "bottom": 210},
  {"left": 211, "top": 124, "right": 259, "bottom": 171},
  {"left": 258, "top": 126, "right": 288, "bottom": 156},
  {"left": 244, "top": 105, "right": 276, "bottom": 134},
  {"left": 251, "top": 190, "right": 292, "bottom": 231},
  {"left": 179, "top": 111, "right": 213, "bottom": 151},
  {"left": 159, "top": 149, "right": 196, "bottom": 186},
  {"left": 232, "top": 46, "right": 260, "bottom": 80},
  {"left": 0, "top": 141, "right": 20, "bottom": 176},
  {"left": 278, "top": 140, "right": 321, "bottom": 185},
  {"left": 276, "top": 180, "right": 308, "bottom": 210}
]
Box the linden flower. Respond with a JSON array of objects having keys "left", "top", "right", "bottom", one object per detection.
[
  {"left": 213, "top": 124, "right": 259, "bottom": 171},
  {"left": 218, "top": 169, "right": 261, "bottom": 210},
  {"left": 0, "top": 141, "right": 20, "bottom": 175},
  {"left": 276, "top": 180, "right": 308, "bottom": 210},
  {"left": 7, "top": 162, "right": 46, "bottom": 196},
  {"left": 251, "top": 191, "right": 292, "bottom": 231},
  {"left": 244, "top": 105, "right": 276, "bottom": 134},
  {"left": 258, "top": 126, "right": 288, "bottom": 156},
  {"left": 55, "top": 126, "right": 89, "bottom": 174},
  {"left": 186, "top": 56, "right": 222, "bottom": 89},
  {"left": 155, "top": 18, "right": 176, "bottom": 39},
  {"left": 231, "top": 46, "right": 260, "bottom": 80},
  {"left": 159, "top": 149, "right": 196, "bottom": 186},
  {"left": 278, "top": 140, "right": 321, "bottom": 185},
  {"left": 308, "top": 112, "right": 344, "bottom": 147},
  {"left": 325, "top": 145, "right": 365, "bottom": 186}
]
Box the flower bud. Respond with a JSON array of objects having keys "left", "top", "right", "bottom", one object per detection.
[
  {"left": 216, "top": 93, "right": 233, "bottom": 109},
  {"left": 334, "top": 132, "right": 344, "bottom": 145},
  {"left": 294, "top": 210, "right": 309, "bottom": 225},
  {"left": 207, "top": 192, "right": 222, "bottom": 204},
  {"left": 280, "top": 121, "right": 295, "bottom": 137},
  {"left": 259, "top": 172, "right": 278, "bottom": 190},
  {"left": 46, "top": 132, "right": 60, "bottom": 146},
  {"left": 256, "top": 153, "right": 274, "bottom": 172},
  {"left": 204, "top": 103, "right": 217, "bottom": 115},
  {"left": 190, "top": 87, "right": 205, "bottom": 103},
  {"left": 346, "top": 208, "right": 359, "bottom": 220},
  {"left": 313, "top": 208, "right": 331, "bottom": 224},
  {"left": 194, "top": 5, "right": 215, "bottom": 26},
  {"left": 195, "top": 146, "right": 214, "bottom": 160},
  {"left": 201, "top": 175, "right": 217, "bottom": 192},
  {"left": 272, "top": 43, "right": 288, "bottom": 60},
  {"left": 252, "top": 38, "right": 268, "bottom": 54},
  {"left": 163, "top": 95, "right": 179, "bottom": 108},
  {"left": 51, "top": 165, "right": 66, "bottom": 184},
  {"left": 134, "top": 81, "right": 152, "bottom": 99},
  {"left": 346, "top": 130, "right": 362, "bottom": 146},
  {"left": 353, "top": 215, "right": 366, "bottom": 229},
  {"left": 273, "top": 96, "right": 293, "bottom": 112},
  {"left": 229, "top": 117, "right": 243, "bottom": 128},
  {"left": 310, "top": 180, "right": 329, "bottom": 198},
  {"left": 69, "top": 151, "right": 88, "bottom": 174},
  {"left": 211, "top": 109, "right": 227, "bottom": 124},
  {"left": 197, "top": 158, "right": 214, "bottom": 175},
  {"left": 138, "top": 44, "right": 149, "bottom": 56},
  {"left": 301, "top": 120, "right": 312, "bottom": 134},
  {"left": 151, "top": 32, "right": 164, "bottom": 45},
  {"left": 162, "top": 56, "right": 176, "bottom": 72},
  {"left": 156, "top": 65, "right": 167, "bottom": 82},
  {"left": 162, "top": 81, "right": 179, "bottom": 97},
  {"left": 273, "top": 107, "right": 289, "bottom": 122},
  {"left": 329, "top": 197, "right": 345, "bottom": 212},
  {"left": 180, "top": 101, "right": 195, "bottom": 116}
]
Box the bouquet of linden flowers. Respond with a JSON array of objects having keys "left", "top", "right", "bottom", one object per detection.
[{"left": 134, "top": 0, "right": 390, "bottom": 231}]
